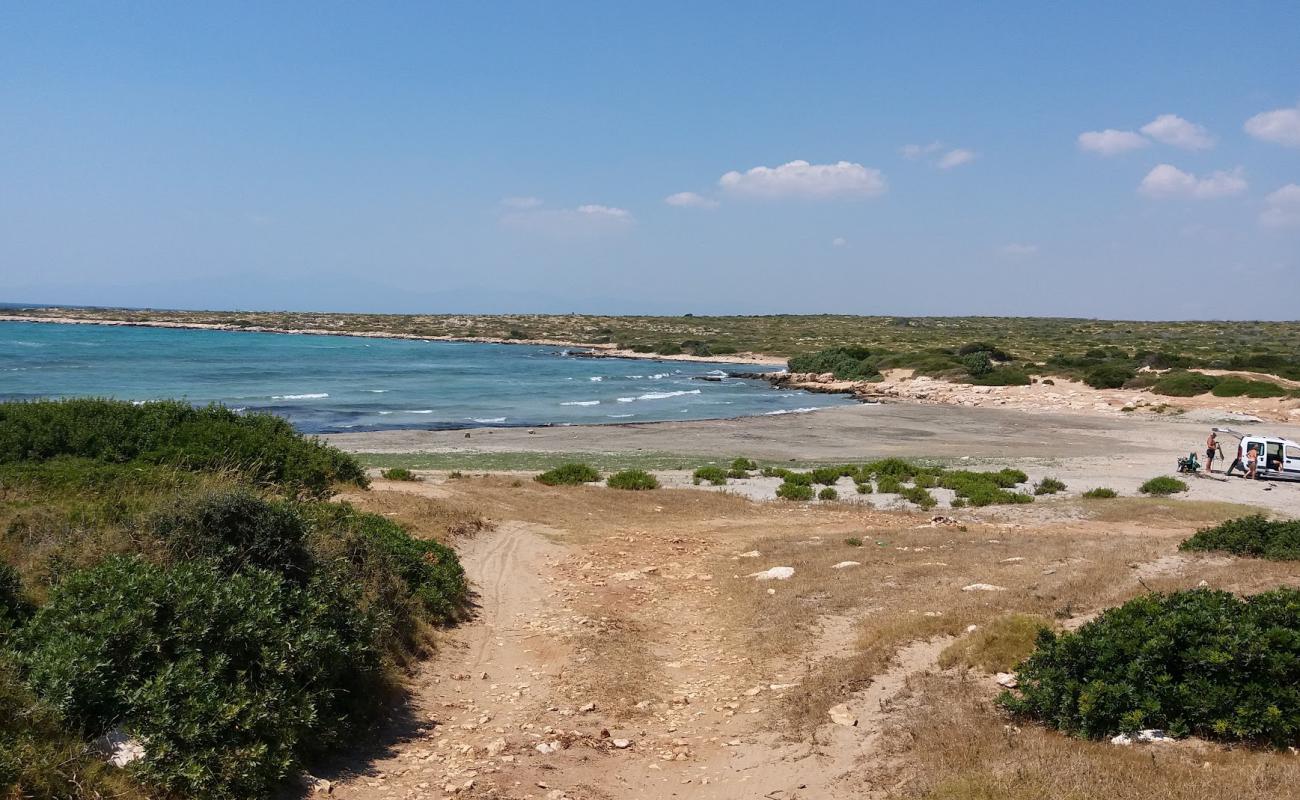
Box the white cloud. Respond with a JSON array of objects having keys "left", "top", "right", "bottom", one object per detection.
[
  {"left": 718, "top": 160, "right": 887, "bottom": 199},
  {"left": 1139, "top": 114, "right": 1215, "bottom": 150},
  {"left": 1261, "top": 184, "right": 1300, "bottom": 229},
  {"left": 901, "top": 141, "right": 943, "bottom": 159},
  {"left": 500, "top": 196, "right": 542, "bottom": 209},
  {"left": 999, "top": 242, "right": 1039, "bottom": 256},
  {"left": 831, "top": 237, "right": 847, "bottom": 247},
  {"left": 499, "top": 202, "right": 634, "bottom": 237},
  {"left": 1077, "top": 129, "right": 1150, "bottom": 156},
  {"left": 1138, "top": 164, "right": 1247, "bottom": 199},
  {"left": 936, "top": 148, "right": 977, "bottom": 169},
  {"left": 1244, "top": 104, "right": 1300, "bottom": 148},
  {"left": 664, "top": 191, "right": 718, "bottom": 208}
]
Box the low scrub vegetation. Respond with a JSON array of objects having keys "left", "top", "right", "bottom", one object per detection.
[
  {"left": 1081, "top": 487, "right": 1118, "bottom": 499},
  {"left": 0, "top": 400, "right": 469, "bottom": 799},
  {"left": 786, "top": 346, "right": 881, "bottom": 381},
  {"left": 937, "top": 469, "right": 1033, "bottom": 506},
  {"left": 817, "top": 486, "right": 839, "bottom": 501},
  {"left": 692, "top": 466, "right": 728, "bottom": 486},
  {"left": 899, "top": 486, "right": 937, "bottom": 509},
  {"left": 535, "top": 462, "right": 601, "bottom": 486},
  {"left": 381, "top": 466, "right": 419, "bottom": 481},
  {"left": 1001, "top": 588, "right": 1300, "bottom": 746},
  {"left": 1033, "top": 476, "right": 1066, "bottom": 495},
  {"left": 0, "top": 399, "right": 366, "bottom": 498},
  {"left": 776, "top": 481, "right": 814, "bottom": 501},
  {"left": 1139, "top": 476, "right": 1188, "bottom": 496},
  {"left": 727, "top": 457, "right": 757, "bottom": 478},
  {"left": 1180, "top": 515, "right": 1300, "bottom": 560},
  {"left": 606, "top": 469, "right": 659, "bottom": 490}
]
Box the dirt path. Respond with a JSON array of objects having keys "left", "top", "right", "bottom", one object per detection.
[{"left": 326, "top": 506, "right": 962, "bottom": 800}]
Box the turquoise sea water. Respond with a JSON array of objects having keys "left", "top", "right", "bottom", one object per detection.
[{"left": 0, "top": 321, "right": 854, "bottom": 433}]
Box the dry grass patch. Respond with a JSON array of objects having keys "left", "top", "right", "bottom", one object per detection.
[
  {"left": 938, "top": 613, "right": 1052, "bottom": 673},
  {"left": 883, "top": 672, "right": 1300, "bottom": 800},
  {"left": 561, "top": 617, "right": 664, "bottom": 721},
  {"left": 337, "top": 483, "right": 493, "bottom": 542},
  {"left": 1065, "top": 497, "right": 1263, "bottom": 528}
]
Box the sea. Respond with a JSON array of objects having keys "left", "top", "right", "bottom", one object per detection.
[{"left": 0, "top": 321, "right": 854, "bottom": 434}]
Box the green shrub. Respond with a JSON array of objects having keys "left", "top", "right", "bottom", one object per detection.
[
  {"left": 876, "top": 475, "right": 902, "bottom": 494},
  {"left": 0, "top": 563, "right": 31, "bottom": 634},
  {"left": 306, "top": 503, "right": 467, "bottom": 628},
  {"left": 1082, "top": 487, "right": 1117, "bottom": 499},
  {"left": 781, "top": 471, "right": 815, "bottom": 486},
  {"left": 730, "top": 457, "right": 758, "bottom": 472},
  {"left": 1180, "top": 515, "right": 1300, "bottom": 560},
  {"left": 958, "top": 342, "right": 1013, "bottom": 361},
  {"left": 914, "top": 472, "right": 937, "bottom": 488},
  {"left": 1033, "top": 477, "right": 1066, "bottom": 495},
  {"left": 899, "top": 486, "right": 937, "bottom": 509},
  {"left": 0, "top": 399, "right": 366, "bottom": 498},
  {"left": 862, "top": 458, "right": 924, "bottom": 479},
  {"left": 149, "top": 489, "right": 311, "bottom": 580},
  {"left": 776, "top": 481, "right": 814, "bottom": 501},
  {"left": 844, "top": 537, "right": 863, "bottom": 547},
  {"left": 18, "top": 556, "right": 384, "bottom": 799},
  {"left": 1139, "top": 476, "right": 1188, "bottom": 496},
  {"left": 969, "top": 367, "right": 1032, "bottom": 386},
  {"left": 1210, "top": 377, "right": 1289, "bottom": 398},
  {"left": 960, "top": 351, "right": 994, "bottom": 377},
  {"left": 1151, "top": 371, "right": 1220, "bottom": 397},
  {"left": 381, "top": 467, "right": 419, "bottom": 481},
  {"left": 939, "top": 613, "right": 1052, "bottom": 673},
  {"left": 937, "top": 470, "right": 1032, "bottom": 506},
  {"left": 809, "top": 466, "right": 844, "bottom": 485},
  {"left": 855, "top": 481, "right": 872, "bottom": 494},
  {"left": 535, "top": 462, "right": 601, "bottom": 486},
  {"left": 761, "top": 466, "right": 792, "bottom": 479},
  {"left": 1000, "top": 588, "right": 1300, "bottom": 746},
  {"left": 692, "top": 466, "right": 728, "bottom": 486},
  {"left": 607, "top": 469, "right": 658, "bottom": 490},
  {"left": 787, "top": 347, "right": 881, "bottom": 381},
  {"left": 1084, "top": 363, "right": 1137, "bottom": 389},
  {"left": 818, "top": 487, "right": 839, "bottom": 501}
]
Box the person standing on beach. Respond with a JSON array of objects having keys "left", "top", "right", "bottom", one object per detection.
[
  {"left": 1245, "top": 445, "right": 1259, "bottom": 479},
  {"left": 1226, "top": 442, "right": 1245, "bottom": 476},
  {"left": 1205, "top": 431, "right": 1218, "bottom": 472}
]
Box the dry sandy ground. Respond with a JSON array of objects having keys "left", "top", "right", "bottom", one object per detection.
[
  {"left": 326, "top": 402, "right": 1300, "bottom": 517},
  {"left": 315, "top": 478, "right": 1300, "bottom": 800}
]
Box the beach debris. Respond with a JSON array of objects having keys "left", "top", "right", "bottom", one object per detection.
[
  {"left": 828, "top": 703, "right": 857, "bottom": 727},
  {"left": 995, "top": 672, "right": 1018, "bottom": 688},
  {"left": 1111, "top": 729, "right": 1174, "bottom": 746},
  {"left": 95, "top": 729, "right": 145, "bottom": 768},
  {"left": 830, "top": 561, "right": 860, "bottom": 569},
  {"left": 930, "top": 515, "right": 960, "bottom": 526},
  {"left": 962, "top": 583, "right": 1006, "bottom": 592},
  {"left": 748, "top": 566, "right": 795, "bottom": 581}
]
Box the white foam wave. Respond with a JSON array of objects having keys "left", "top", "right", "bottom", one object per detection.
[
  {"left": 607, "top": 413, "right": 635, "bottom": 418},
  {"left": 637, "top": 389, "right": 701, "bottom": 401},
  {"left": 366, "top": 389, "right": 389, "bottom": 393},
  {"left": 561, "top": 400, "right": 600, "bottom": 406},
  {"left": 472, "top": 417, "right": 506, "bottom": 423},
  {"left": 589, "top": 376, "right": 603, "bottom": 382},
  {"left": 762, "top": 407, "right": 823, "bottom": 416},
  {"left": 406, "top": 409, "right": 434, "bottom": 414},
  {"left": 273, "top": 392, "right": 329, "bottom": 400}
]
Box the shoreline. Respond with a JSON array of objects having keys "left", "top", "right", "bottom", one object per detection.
[{"left": 0, "top": 314, "right": 783, "bottom": 366}]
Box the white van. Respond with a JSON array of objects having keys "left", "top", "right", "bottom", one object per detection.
[{"left": 1215, "top": 428, "right": 1300, "bottom": 481}]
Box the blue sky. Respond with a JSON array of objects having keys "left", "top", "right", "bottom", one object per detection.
[{"left": 2, "top": 2, "right": 1298, "bottom": 318}]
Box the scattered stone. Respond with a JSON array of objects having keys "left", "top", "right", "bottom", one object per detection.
[
  {"left": 828, "top": 703, "right": 857, "bottom": 727},
  {"left": 737, "top": 550, "right": 761, "bottom": 558},
  {"left": 298, "top": 773, "right": 332, "bottom": 794},
  {"left": 1000, "top": 557, "right": 1025, "bottom": 563},
  {"left": 579, "top": 702, "right": 596, "bottom": 713},
  {"left": 1111, "top": 729, "right": 1174, "bottom": 746},
  {"left": 485, "top": 738, "right": 508, "bottom": 757},
  {"left": 962, "top": 583, "right": 1007, "bottom": 592},
  {"left": 748, "top": 566, "right": 795, "bottom": 581},
  {"left": 995, "top": 672, "right": 1018, "bottom": 688},
  {"left": 535, "top": 741, "right": 562, "bottom": 754},
  {"left": 830, "top": 561, "right": 860, "bottom": 569},
  {"left": 612, "top": 738, "right": 632, "bottom": 749},
  {"left": 95, "top": 730, "right": 145, "bottom": 768}
]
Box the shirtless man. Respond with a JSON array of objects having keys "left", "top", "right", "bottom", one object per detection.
[{"left": 1205, "top": 430, "right": 1219, "bottom": 473}]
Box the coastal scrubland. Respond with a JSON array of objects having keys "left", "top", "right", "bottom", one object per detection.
[
  {"left": 0, "top": 400, "right": 476, "bottom": 799},
  {"left": 9, "top": 307, "right": 1300, "bottom": 369}
]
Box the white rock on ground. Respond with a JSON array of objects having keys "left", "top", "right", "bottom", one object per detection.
[
  {"left": 828, "top": 703, "right": 857, "bottom": 727},
  {"left": 995, "top": 672, "right": 1018, "bottom": 688},
  {"left": 96, "top": 729, "right": 145, "bottom": 768},
  {"left": 1111, "top": 729, "right": 1174, "bottom": 746},
  {"left": 962, "top": 583, "right": 1007, "bottom": 592},
  {"left": 831, "top": 561, "right": 861, "bottom": 569},
  {"left": 748, "top": 566, "right": 795, "bottom": 581}
]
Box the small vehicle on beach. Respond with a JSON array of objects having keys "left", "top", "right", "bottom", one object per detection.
[{"left": 1212, "top": 427, "right": 1300, "bottom": 482}]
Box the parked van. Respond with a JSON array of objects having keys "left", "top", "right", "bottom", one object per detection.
[{"left": 1214, "top": 428, "right": 1300, "bottom": 481}]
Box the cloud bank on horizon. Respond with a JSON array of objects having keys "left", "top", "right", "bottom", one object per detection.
[{"left": 0, "top": 3, "right": 1296, "bottom": 319}]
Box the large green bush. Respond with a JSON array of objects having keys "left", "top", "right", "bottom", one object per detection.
[
  {"left": 937, "top": 469, "right": 1033, "bottom": 506},
  {"left": 606, "top": 469, "right": 659, "bottom": 490},
  {"left": 786, "top": 347, "right": 881, "bottom": 381},
  {"left": 1084, "top": 363, "right": 1137, "bottom": 390},
  {"left": 1210, "top": 376, "right": 1289, "bottom": 398},
  {"left": 18, "top": 556, "right": 383, "bottom": 799},
  {"left": 149, "top": 490, "right": 311, "bottom": 580},
  {"left": 1000, "top": 588, "right": 1300, "bottom": 746},
  {"left": 1151, "top": 371, "right": 1220, "bottom": 397},
  {"left": 692, "top": 466, "right": 728, "bottom": 486},
  {"left": 1139, "top": 475, "right": 1188, "bottom": 495},
  {"left": 0, "top": 400, "right": 366, "bottom": 497},
  {"left": 776, "top": 481, "right": 814, "bottom": 501},
  {"left": 1180, "top": 515, "right": 1300, "bottom": 560}
]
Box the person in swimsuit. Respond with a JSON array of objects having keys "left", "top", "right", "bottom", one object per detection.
[
  {"left": 1205, "top": 431, "right": 1218, "bottom": 472},
  {"left": 1245, "top": 445, "right": 1259, "bottom": 479}
]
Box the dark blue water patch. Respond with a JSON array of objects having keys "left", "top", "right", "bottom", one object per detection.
[{"left": 0, "top": 321, "right": 855, "bottom": 432}]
